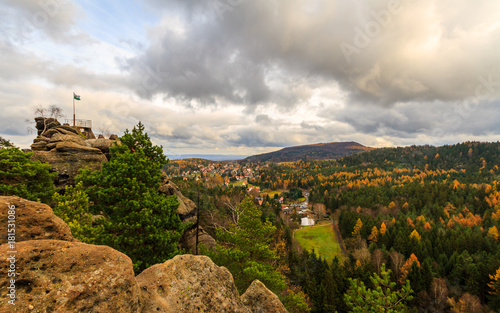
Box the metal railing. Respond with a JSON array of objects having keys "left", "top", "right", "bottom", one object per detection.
[{"left": 66, "top": 119, "right": 92, "bottom": 128}]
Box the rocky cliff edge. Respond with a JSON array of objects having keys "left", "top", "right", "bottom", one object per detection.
[{"left": 0, "top": 196, "right": 288, "bottom": 313}]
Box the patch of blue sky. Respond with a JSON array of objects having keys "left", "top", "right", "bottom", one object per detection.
[{"left": 73, "top": 0, "right": 160, "bottom": 55}]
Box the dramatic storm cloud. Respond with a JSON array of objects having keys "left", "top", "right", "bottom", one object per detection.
[{"left": 1, "top": 0, "right": 499, "bottom": 155}]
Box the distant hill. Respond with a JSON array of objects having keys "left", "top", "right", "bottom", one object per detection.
[
  {"left": 242, "top": 141, "right": 373, "bottom": 163},
  {"left": 169, "top": 154, "right": 247, "bottom": 161}
]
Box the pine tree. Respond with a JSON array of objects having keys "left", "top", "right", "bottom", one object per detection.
[
  {"left": 344, "top": 264, "right": 413, "bottom": 312},
  {"left": 0, "top": 147, "right": 55, "bottom": 203},
  {"left": 52, "top": 182, "right": 104, "bottom": 244},
  {"left": 77, "top": 122, "right": 186, "bottom": 273},
  {"left": 204, "top": 197, "right": 285, "bottom": 293}
]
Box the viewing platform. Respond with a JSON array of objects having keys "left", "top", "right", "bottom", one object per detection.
[
  {"left": 64, "top": 119, "right": 95, "bottom": 139},
  {"left": 66, "top": 119, "right": 92, "bottom": 129}
]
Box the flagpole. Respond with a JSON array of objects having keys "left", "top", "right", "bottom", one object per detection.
[{"left": 73, "top": 94, "right": 75, "bottom": 127}]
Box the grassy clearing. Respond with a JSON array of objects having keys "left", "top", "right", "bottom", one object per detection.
[
  {"left": 230, "top": 181, "right": 246, "bottom": 186},
  {"left": 295, "top": 222, "right": 342, "bottom": 262},
  {"left": 262, "top": 189, "right": 284, "bottom": 197}
]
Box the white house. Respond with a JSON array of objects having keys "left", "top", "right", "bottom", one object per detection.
[{"left": 301, "top": 217, "right": 315, "bottom": 226}]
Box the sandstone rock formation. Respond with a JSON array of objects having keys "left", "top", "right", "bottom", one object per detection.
[
  {"left": 0, "top": 196, "right": 75, "bottom": 244},
  {"left": 29, "top": 117, "right": 117, "bottom": 186},
  {"left": 241, "top": 280, "right": 289, "bottom": 313},
  {"left": 0, "top": 197, "right": 287, "bottom": 312},
  {"left": 86, "top": 138, "right": 118, "bottom": 160},
  {"left": 159, "top": 171, "right": 216, "bottom": 252},
  {"left": 0, "top": 240, "right": 139, "bottom": 312},
  {"left": 136, "top": 255, "right": 251, "bottom": 313}
]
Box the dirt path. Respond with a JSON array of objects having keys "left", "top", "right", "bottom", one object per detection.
[{"left": 333, "top": 219, "right": 348, "bottom": 256}]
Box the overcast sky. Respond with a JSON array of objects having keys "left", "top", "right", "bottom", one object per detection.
[{"left": 1, "top": 0, "right": 500, "bottom": 157}]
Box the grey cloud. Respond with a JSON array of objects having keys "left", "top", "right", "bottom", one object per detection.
[
  {"left": 0, "top": 0, "right": 88, "bottom": 44},
  {"left": 127, "top": 0, "right": 500, "bottom": 109}
]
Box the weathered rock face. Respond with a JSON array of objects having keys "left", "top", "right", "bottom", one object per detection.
[
  {"left": 0, "top": 196, "right": 75, "bottom": 244},
  {"left": 136, "top": 255, "right": 251, "bottom": 313},
  {"left": 86, "top": 138, "right": 120, "bottom": 160},
  {"left": 241, "top": 280, "right": 289, "bottom": 313},
  {"left": 29, "top": 117, "right": 116, "bottom": 186},
  {"left": 0, "top": 240, "right": 139, "bottom": 312},
  {"left": 180, "top": 227, "right": 217, "bottom": 253},
  {"left": 31, "top": 148, "right": 107, "bottom": 187},
  {"left": 159, "top": 172, "right": 197, "bottom": 224},
  {"left": 159, "top": 172, "right": 216, "bottom": 252}
]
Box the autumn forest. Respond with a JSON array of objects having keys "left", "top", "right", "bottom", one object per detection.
[{"left": 169, "top": 141, "right": 500, "bottom": 312}]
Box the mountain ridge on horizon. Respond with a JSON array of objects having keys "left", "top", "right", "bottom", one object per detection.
[{"left": 241, "top": 141, "right": 373, "bottom": 163}]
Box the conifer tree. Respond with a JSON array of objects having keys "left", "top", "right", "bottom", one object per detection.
[
  {"left": 0, "top": 146, "right": 55, "bottom": 203},
  {"left": 77, "top": 122, "right": 186, "bottom": 273},
  {"left": 203, "top": 196, "right": 285, "bottom": 293},
  {"left": 344, "top": 264, "right": 413, "bottom": 312},
  {"left": 352, "top": 218, "right": 363, "bottom": 237}
]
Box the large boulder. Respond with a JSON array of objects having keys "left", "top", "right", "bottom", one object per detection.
[
  {"left": 46, "top": 132, "right": 86, "bottom": 150},
  {"left": 31, "top": 148, "right": 107, "bottom": 187},
  {"left": 136, "top": 255, "right": 251, "bottom": 313},
  {"left": 0, "top": 240, "right": 139, "bottom": 312},
  {"left": 159, "top": 172, "right": 197, "bottom": 224},
  {"left": 241, "top": 280, "right": 289, "bottom": 313},
  {"left": 180, "top": 227, "right": 216, "bottom": 253},
  {"left": 35, "top": 117, "right": 60, "bottom": 135},
  {"left": 86, "top": 138, "right": 120, "bottom": 160},
  {"left": 0, "top": 196, "right": 75, "bottom": 244}
]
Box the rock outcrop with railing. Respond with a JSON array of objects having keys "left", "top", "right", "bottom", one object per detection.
[{"left": 30, "top": 117, "right": 114, "bottom": 187}]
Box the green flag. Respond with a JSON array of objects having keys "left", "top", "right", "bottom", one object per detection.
[{"left": 73, "top": 92, "right": 81, "bottom": 100}]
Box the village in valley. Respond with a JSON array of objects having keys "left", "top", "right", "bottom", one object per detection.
[{"left": 165, "top": 159, "right": 319, "bottom": 227}]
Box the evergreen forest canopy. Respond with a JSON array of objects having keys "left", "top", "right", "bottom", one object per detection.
[{"left": 2, "top": 126, "right": 500, "bottom": 312}]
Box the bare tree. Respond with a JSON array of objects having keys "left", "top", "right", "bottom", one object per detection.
[
  {"left": 352, "top": 240, "right": 371, "bottom": 264},
  {"left": 372, "top": 249, "right": 386, "bottom": 275},
  {"left": 219, "top": 195, "right": 245, "bottom": 225},
  {"left": 449, "top": 293, "right": 483, "bottom": 313},
  {"left": 429, "top": 278, "right": 448, "bottom": 312},
  {"left": 390, "top": 251, "right": 405, "bottom": 282},
  {"left": 312, "top": 203, "right": 326, "bottom": 221},
  {"left": 26, "top": 105, "right": 65, "bottom": 135},
  {"left": 97, "top": 123, "right": 112, "bottom": 139}
]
